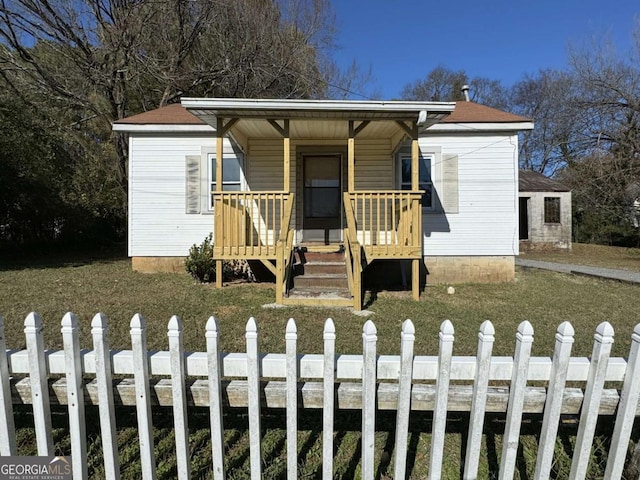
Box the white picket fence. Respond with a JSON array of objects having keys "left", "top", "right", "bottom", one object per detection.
[{"left": 1, "top": 313, "right": 640, "bottom": 480}]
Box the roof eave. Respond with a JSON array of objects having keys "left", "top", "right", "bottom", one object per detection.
[
  {"left": 112, "top": 124, "right": 216, "bottom": 133},
  {"left": 427, "top": 121, "right": 534, "bottom": 132},
  {"left": 520, "top": 189, "right": 571, "bottom": 193},
  {"left": 181, "top": 97, "right": 456, "bottom": 114}
]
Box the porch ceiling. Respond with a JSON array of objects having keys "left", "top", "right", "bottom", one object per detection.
[
  {"left": 181, "top": 98, "right": 456, "bottom": 141},
  {"left": 230, "top": 118, "right": 404, "bottom": 140}
]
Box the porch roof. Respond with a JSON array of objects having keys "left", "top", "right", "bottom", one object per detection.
[
  {"left": 112, "top": 99, "right": 533, "bottom": 135},
  {"left": 180, "top": 97, "right": 456, "bottom": 122},
  {"left": 179, "top": 97, "right": 455, "bottom": 141}
]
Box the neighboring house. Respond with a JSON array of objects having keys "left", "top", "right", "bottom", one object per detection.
[
  {"left": 518, "top": 170, "right": 572, "bottom": 250},
  {"left": 113, "top": 98, "right": 533, "bottom": 309}
]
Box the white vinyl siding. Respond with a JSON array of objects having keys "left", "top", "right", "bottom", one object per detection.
[
  {"left": 129, "top": 134, "right": 236, "bottom": 257},
  {"left": 420, "top": 133, "right": 519, "bottom": 256},
  {"left": 128, "top": 130, "right": 518, "bottom": 259}
]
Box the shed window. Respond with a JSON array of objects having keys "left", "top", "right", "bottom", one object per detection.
[
  {"left": 399, "top": 154, "right": 433, "bottom": 209},
  {"left": 544, "top": 197, "right": 561, "bottom": 224}
]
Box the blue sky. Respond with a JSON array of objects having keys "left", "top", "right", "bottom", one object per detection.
[{"left": 331, "top": 0, "right": 639, "bottom": 99}]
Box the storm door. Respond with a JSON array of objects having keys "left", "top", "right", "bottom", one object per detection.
[{"left": 302, "top": 155, "right": 343, "bottom": 243}]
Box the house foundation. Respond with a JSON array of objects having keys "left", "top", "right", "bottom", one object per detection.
[
  {"left": 424, "top": 256, "right": 515, "bottom": 284},
  {"left": 132, "top": 257, "right": 186, "bottom": 273},
  {"left": 132, "top": 254, "right": 516, "bottom": 285}
]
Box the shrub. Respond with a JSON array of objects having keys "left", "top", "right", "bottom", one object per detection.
[
  {"left": 185, "top": 234, "right": 217, "bottom": 283},
  {"left": 185, "top": 234, "right": 254, "bottom": 283}
]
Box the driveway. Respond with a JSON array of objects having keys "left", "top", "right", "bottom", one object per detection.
[{"left": 516, "top": 258, "right": 640, "bottom": 284}]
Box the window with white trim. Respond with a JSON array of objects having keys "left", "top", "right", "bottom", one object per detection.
[
  {"left": 208, "top": 153, "right": 242, "bottom": 209},
  {"left": 398, "top": 153, "right": 434, "bottom": 209}
]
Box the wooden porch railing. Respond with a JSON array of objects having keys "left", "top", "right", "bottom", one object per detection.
[
  {"left": 212, "top": 191, "right": 294, "bottom": 259},
  {"left": 212, "top": 191, "right": 295, "bottom": 300},
  {"left": 344, "top": 191, "right": 423, "bottom": 259}
]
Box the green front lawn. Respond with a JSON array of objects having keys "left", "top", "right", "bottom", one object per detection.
[{"left": 1, "top": 250, "right": 639, "bottom": 358}]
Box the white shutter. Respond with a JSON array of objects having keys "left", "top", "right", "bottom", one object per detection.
[
  {"left": 442, "top": 154, "right": 459, "bottom": 214},
  {"left": 185, "top": 155, "right": 201, "bottom": 214}
]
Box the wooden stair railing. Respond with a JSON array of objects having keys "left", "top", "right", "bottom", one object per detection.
[
  {"left": 343, "top": 193, "right": 364, "bottom": 310},
  {"left": 344, "top": 228, "right": 364, "bottom": 310},
  {"left": 276, "top": 195, "right": 295, "bottom": 303}
]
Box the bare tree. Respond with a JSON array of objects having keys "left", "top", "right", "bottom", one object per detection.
[
  {"left": 561, "top": 26, "right": 640, "bottom": 245},
  {"left": 510, "top": 69, "right": 582, "bottom": 174},
  {"left": 401, "top": 65, "right": 468, "bottom": 102},
  {"left": 400, "top": 65, "right": 509, "bottom": 109},
  {"left": 0, "top": 0, "right": 347, "bottom": 217},
  {"left": 470, "top": 76, "right": 510, "bottom": 110}
]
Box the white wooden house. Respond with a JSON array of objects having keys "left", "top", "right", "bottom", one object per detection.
[{"left": 113, "top": 98, "right": 533, "bottom": 309}]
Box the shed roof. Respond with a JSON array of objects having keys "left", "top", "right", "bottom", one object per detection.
[{"left": 519, "top": 170, "right": 570, "bottom": 192}]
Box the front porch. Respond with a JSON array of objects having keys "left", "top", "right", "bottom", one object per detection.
[{"left": 182, "top": 98, "right": 455, "bottom": 309}]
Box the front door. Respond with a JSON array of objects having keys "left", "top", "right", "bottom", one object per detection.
[{"left": 303, "top": 155, "right": 342, "bottom": 243}]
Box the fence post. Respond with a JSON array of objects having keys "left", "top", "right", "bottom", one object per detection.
[
  {"left": 322, "top": 319, "right": 336, "bottom": 480},
  {"left": 246, "top": 317, "right": 262, "bottom": 480},
  {"left": 463, "top": 320, "right": 495, "bottom": 480},
  {"left": 206, "top": 316, "right": 226, "bottom": 480},
  {"left": 605, "top": 323, "right": 640, "bottom": 479},
  {"left": 430, "top": 319, "right": 455, "bottom": 480},
  {"left": 168, "top": 316, "right": 190, "bottom": 480},
  {"left": 130, "top": 314, "right": 157, "bottom": 480},
  {"left": 394, "top": 319, "right": 415, "bottom": 480},
  {"left": 61, "top": 312, "right": 88, "bottom": 480},
  {"left": 286, "top": 319, "right": 298, "bottom": 480},
  {"left": 361, "top": 320, "right": 377, "bottom": 480},
  {"left": 24, "top": 312, "right": 53, "bottom": 455},
  {"left": 91, "top": 314, "right": 120, "bottom": 479},
  {"left": 499, "top": 320, "right": 534, "bottom": 480},
  {"left": 569, "top": 322, "right": 614, "bottom": 480},
  {"left": 534, "top": 321, "right": 575, "bottom": 480},
  {"left": 0, "top": 315, "right": 16, "bottom": 455}
]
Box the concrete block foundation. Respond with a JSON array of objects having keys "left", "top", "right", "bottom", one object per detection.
[
  {"left": 132, "top": 257, "right": 186, "bottom": 273},
  {"left": 423, "top": 256, "right": 515, "bottom": 284}
]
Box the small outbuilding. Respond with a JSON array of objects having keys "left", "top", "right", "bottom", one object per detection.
[{"left": 518, "top": 170, "right": 572, "bottom": 250}]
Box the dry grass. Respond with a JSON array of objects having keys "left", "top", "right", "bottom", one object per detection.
[
  {"left": 521, "top": 242, "right": 640, "bottom": 272},
  {"left": 1, "top": 249, "right": 639, "bottom": 357},
  {"left": 2, "top": 247, "right": 640, "bottom": 478}
]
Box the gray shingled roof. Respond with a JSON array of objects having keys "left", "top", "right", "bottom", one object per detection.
[{"left": 519, "top": 170, "right": 570, "bottom": 192}]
